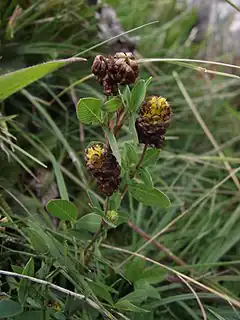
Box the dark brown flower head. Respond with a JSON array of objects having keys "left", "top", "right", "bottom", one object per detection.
[
  {"left": 85, "top": 144, "right": 121, "bottom": 196},
  {"left": 91, "top": 55, "right": 108, "bottom": 82},
  {"left": 91, "top": 52, "right": 139, "bottom": 95},
  {"left": 135, "top": 96, "right": 172, "bottom": 148}
]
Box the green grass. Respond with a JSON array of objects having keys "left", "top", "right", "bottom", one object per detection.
[{"left": 1, "top": 0, "right": 240, "bottom": 319}]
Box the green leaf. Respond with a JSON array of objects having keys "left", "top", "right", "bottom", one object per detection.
[
  {"left": 14, "top": 311, "right": 44, "bottom": 320},
  {"left": 87, "top": 190, "right": 102, "bottom": 210},
  {"left": 124, "top": 258, "right": 145, "bottom": 283},
  {"left": 138, "top": 168, "right": 153, "bottom": 188},
  {"left": 123, "top": 142, "right": 139, "bottom": 166},
  {"left": 134, "top": 282, "right": 160, "bottom": 299},
  {"left": 89, "top": 282, "right": 114, "bottom": 305},
  {"left": 76, "top": 98, "right": 102, "bottom": 124},
  {"left": 102, "top": 97, "right": 121, "bottom": 112},
  {"left": 118, "top": 285, "right": 160, "bottom": 304},
  {"left": 115, "top": 300, "right": 149, "bottom": 313},
  {"left": 128, "top": 182, "right": 170, "bottom": 208},
  {"left": 103, "top": 127, "right": 121, "bottom": 165},
  {"left": 76, "top": 213, "right": 102, "bottom": 233},
  {"left": 140, "top": 266, "right": 167, "bottom": 284},
  {"left": 18, "top": 258, "right": 35, "bottom": 305},
  {"left": 109, "top": 192, "right": 121, "bottom": 210},
  {"left": 0, "top": 300, "right": 22, "bottom": 318},
  {"left": 129, "top": 112, "right": 138, "bottom": 141},
  {"left": 27, "top": 228, "right": 48, "bottom": 253},
  {"left": 142, "top": 149, "right": 160, "bottom": 166},
  {"left": 122, "top": 85, "right": 131, "bottom": 108},
  {"left": 0, "top": 58, "right": 85, "bottom": 101},
  {"left": 116, "top": 211, "right": 129, "bottom": 226},
  {"left": 145, "top": 76, "right": 153, "bottom": 88},
  {"left": 50, "top": 154, "right": 69, "bottom": 201},
  {"left": 130, "top": 79, "right": 146, "bottom": 112},
  {"left": 46, "top": 199, "right": 77, "bottom": 222}
]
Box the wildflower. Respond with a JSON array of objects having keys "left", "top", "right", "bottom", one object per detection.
[
  {"left": 91, "top": 52, "right": 139, "bottom": 95},
  {"left": 85, "top": 144, "right": 121, "bottom": 196},
  {"left": 135, "top": 96, "right": 172, "bottom": 148}
]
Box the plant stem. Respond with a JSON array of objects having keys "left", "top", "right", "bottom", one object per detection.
[
  {"left": 120, "top": 144, "right": 148, "bottom": 200},
  {"left": 0, "top": 270, "right": 118, "bottom": 319},
  {"left": 127, "top": 220, "right": 186, "bottom": 266},
  {"left": 84, "top": 197, "right": 109, "bottom": 255}
]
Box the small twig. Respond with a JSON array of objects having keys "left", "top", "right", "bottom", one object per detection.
[
  {"left": 127, "top": 220, "right": 186, "bottom": 267},
  {"left": 0, "top": 270, "right": 116, "bottom": 319},
  {"left": 101, "top": 244, "right": 240, "bottom": 309},
  {"left": 174, "top": 71, "right": 240, "bottom": 190},
  {"left": 177, "top": 275, "right": 207, "bottom": 320},
  {"left": 121, "top": 144, "right": 148, "bottom": 200},
  {"left": 114, "top": 110, "right": 127, "bottom": 136},
  {"left": 118, "top": 166, "right": 240, "bottom": 267}
]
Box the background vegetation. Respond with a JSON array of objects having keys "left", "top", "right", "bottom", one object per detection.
[{"left": 0, "top": 0, "right": 240, "bottom": 319}]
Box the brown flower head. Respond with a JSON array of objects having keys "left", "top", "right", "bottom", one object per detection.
[
  {"left": 91, "top": 52, "right": 139, "bottom": 95},
  {"left": 135, "top": 96, "right": 172, "bottom": 148},
  {"left": 85, "top": 144, "right": 121, "bottom": 196},
  {"left": 112, "top": 52, "right": 139, "bottom": 85},
  {"left": 91, "top": 55, "right": 108, "bottom": 83}
]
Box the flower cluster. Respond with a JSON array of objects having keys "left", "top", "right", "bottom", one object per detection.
[
  {"left": 85, "top": 144, "right": 121, "bottom": 196},
  {"left": 92, "top": 52, "right": 139, "bottom": 95},
  {"left": 135, "top": 96, "right": 172, "bottom": 148}
]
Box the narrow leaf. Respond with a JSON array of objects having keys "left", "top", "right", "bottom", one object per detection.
[
  {"left": 103, "top": 127, "right": 121, "bottom": 165},
  {"left": 76, "top": 98, "right": 102, "bottom": 124},
  {"left": 138, "top": 168, "right": 153, "bottom": 188},
  {"left": 50, "top": 154, "right": 69, "bottom": 201},
  {"left": 115, "top": 300, "right": 149, "bottom": 313},
  {"left": 18, "top": 258, "right": 35, "bottom": 305},
  {"left": 46, "top": 199, "right": 77, "bottom": 222},
  {"left": 128, "top": 182, "right": 170, "bottom": 208},
  {"left": 87, "top": 190, "right": 102, "bottom": 210},
  {"left": 0, "top": 58, "right": 85, "bottom": 101},
  {"left": 130, "top": 79, "right": 146, "bottom": 112}
]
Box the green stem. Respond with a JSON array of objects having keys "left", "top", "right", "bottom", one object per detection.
[
  {"left": 84, "top": 197, "right": 109, "bottom": 256},
  {"left": 120, "top": 144, "right": 148, "bottom": 200}
]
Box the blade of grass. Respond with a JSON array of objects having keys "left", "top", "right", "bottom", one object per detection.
[{"left": 173, "top": 71, "right": 240, "bottom": 191}]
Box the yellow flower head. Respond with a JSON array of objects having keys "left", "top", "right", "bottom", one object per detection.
[
  {"left": 142, "top": 96, "right": 171, "bottom": 124},
  {"left": 85, "top": 144, "right": 104, "bottom": 166}
]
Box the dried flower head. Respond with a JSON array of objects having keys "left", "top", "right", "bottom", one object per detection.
[
  {"left": 91, "top": 52, "right": 139, "bottom": 95},
  {"left": 85, "top": 144, "right": 121, "bottom": 196},
  {"left": 135, "top": 96, "right": 172, "bottom": 148}
]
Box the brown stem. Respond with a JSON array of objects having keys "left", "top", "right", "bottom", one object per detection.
[
  {"left": 128, "top": 220, "right": 186, "bottom": 266},
  {"left": 120, "top": 144, "right": 148, "bottom": 200},
  {"left": 114, "top": 110, "right": 127, "bottom": 136}
]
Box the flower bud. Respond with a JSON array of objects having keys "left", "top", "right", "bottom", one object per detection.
[
  {"left": 105, "top": 210, "right": 118, "bottom": 224},
  {"left": 85, "top": 144, "right": 121, "bottom": 196},
  {"left": 135, "top": 96, "right": 172, "bottom": 148}
]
